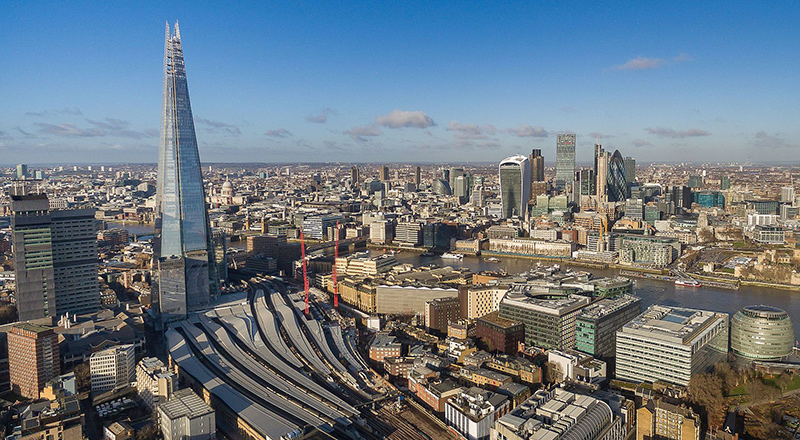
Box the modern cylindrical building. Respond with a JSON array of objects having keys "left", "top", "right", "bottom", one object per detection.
[{"left": 731, "top": 305, "right": 794, "bottom": 360}]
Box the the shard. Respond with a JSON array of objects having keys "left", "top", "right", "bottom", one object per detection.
[{"left": 153, "top": 22, "right": 218, "bottom": 322}]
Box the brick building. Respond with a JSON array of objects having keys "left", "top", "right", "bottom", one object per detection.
[{"left": 8, "top": 323, "right": 60, "bottom": 399}]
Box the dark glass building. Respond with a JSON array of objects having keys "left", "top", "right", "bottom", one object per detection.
[{"left": 606, "top": 150, "right": 627, "bottom": 202}]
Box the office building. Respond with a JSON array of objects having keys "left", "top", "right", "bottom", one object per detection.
[
  {"left": 16, "top": 164, "right": 28, "bottom": 179},
  {"left": 414, "top": 165, "right": 421, "bottom": 186},
  {"left": 445, "top": 387, "right": 509, "bottom": 440},
  {"left": 153, "top": 23, "right": 218, "bottom": 322},
  {"left": 616, "top": 305, "right": 729, "bottom": 386},
  {"left": 607, "top": 150, "right": 627, "bottom": 202},
  {"left": 529, "top": 149, "right": 545, "bottom": 182},
  {"left": 493, "top": 388, "right": 624, "bottom": 440},
  {"left": 730, "top": 305, "right": 794, "bottom": 360},
  {"left": 351, "top": 165, "right": 360, "bottom": 186},
  {"left": 89, "top": 344, "right": 135, "bottom": 393},
  {"left": 688, "top": 174, "right": 703, "bottom": 189},
  {"left": 302, "top": 213, "right": 343, "bottom": 240},
  {"left": 720, "top": 175, "right": 731, "bottom": 190},
  {"left": 8, "top": 323, "right": 60, "bottom": 399},
  {"left": 499, "top": 285, "right": 591, "bottom": 350},
  {"left": 11, "top": 191, "right": 100, "bottom": 321},
  {"left": 578, "top": 168, "right": 596, "bottom": 197},
  {"left": 555, "top": 133, "right": 576, "bottom": 189},
  {"left": 781, "top": 186, "right": 795, "bottom": 203},
  {"left": 395, "top": 221, "right": 423, "bottom": 246},
  {"left": 499, "top": 155, "right": 531, "bottom": 219},
  {"left": 624, "top": 156, "right": 635, "bottom": 184},
  {"left": 136, "top": 357, "right": 178, "bottom": 411},
  {"left": 575, "top": 294, "right": 641, "bottom": 363},
  {"left": 475, "top": 311, "right": 524, "bottom": 355},
  {"left": 380, "top": 165, "right": 390, "bottom": 181},
  {"left": 158, "top": 388, "right": 216, "bottom": 440}
]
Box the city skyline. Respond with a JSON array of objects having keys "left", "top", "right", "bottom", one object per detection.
[{"left": 2, "top": 2, "right": 799, "bottom": 164}]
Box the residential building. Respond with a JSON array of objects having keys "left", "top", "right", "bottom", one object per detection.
[
  {"left": 616, "top": 305, "right": 729, "bottom": 386},
  {"left": 636, "top": 398, "right": 701, "bottom": 440},
  {"left": 158, "top": 388, "right": 216, "bottom": 440},
  {"left": 89, "top": 344, "right": 135, "bottom": 393},
  {"left": 8, "top": 323, "right": 60, "bottom": 399},
  {"left": 153, "top": 23, "right": 219, "bottom": 322},
  {"left": 369, "top": 333, "right": 402, "bottom": 362},
  {"left": 136, "top": 357, "right": 178, "bottom": 411},
  {"left": 6, "top": 396, "right": 82, "bottom": 440}
]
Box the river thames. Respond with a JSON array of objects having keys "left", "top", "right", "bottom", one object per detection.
[{"left": 113, "top": 222, "right": 800, "bottom": 342}]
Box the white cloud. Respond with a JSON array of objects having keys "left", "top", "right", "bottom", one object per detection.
[
  {"left": 645, "top": 127, "right": 710, "bottom": 138},
  {"left": 448, "top": 121, "right": 497, "bottom": 140},
  {"left": 306, "top": 107, "right": 336, "bottom": 124},
  {"left": 506, "top": 124, "right": 548, "bottom": 138},
  {"left": 376, "top": 110, "right": 435, "bottom": 129},
  {"left": 344, "top": 125, "right": 381, "bottom": 142},
  {"left": 265, "top": 128, "right": 292, "bottom": 138}
]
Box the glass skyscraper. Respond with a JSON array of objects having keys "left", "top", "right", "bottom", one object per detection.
[
  {"left": 499, "top": 155, "right": 531, "bottom": 219},
  {"left": 555, "top": 133, "right": 576, "bottom": 188},
  {"left": 607, "top": 150, "right": 627, "bottom": 202},
  {"left": 154, "top": 22, "right": 218, "bottom": 322}
]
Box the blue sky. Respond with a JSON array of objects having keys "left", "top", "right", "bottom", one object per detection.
[{"left": 1, "top": 1, "right": 798, "bottom": 165}]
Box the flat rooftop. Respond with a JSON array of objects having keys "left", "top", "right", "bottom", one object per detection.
[
  {"left": 620, "top": 305, "right": 727, "bottom": 345},
  {"left": 578, "top": 294, "right": 640, "bottom": 321}
]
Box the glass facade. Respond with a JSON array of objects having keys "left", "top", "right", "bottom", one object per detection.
[
  {"left": 154, "top": 23, "right": 217, "bottom": 321},
  {"left": 555, "top": 134, "right": 576, "bottom": 188},
  {"left": 731, "top": 305, "right": 794, "bottom": 360},
  {"left": 499, "top": 155, "right": 530, "bottom": 219},
  {"left": 607, "top": 150, "right": 627, "bottom": 202}
]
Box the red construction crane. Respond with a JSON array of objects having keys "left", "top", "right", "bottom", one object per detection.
[
  {"left": 333, "top": 221, "right": 339, "bottom": 308},
  {"left": 300, "top": 227, "right": 310, "bottom": 316}
]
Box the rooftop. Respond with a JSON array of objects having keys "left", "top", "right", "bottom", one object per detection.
[
  {"left": 621, "top": 305, "right": 727, "bottom": 345},
  {"left": 577, "top": 294, "right": 640, "bottom": 321},
  {"left": 159, "top": 388, "right": 214, "bottom": 421}
]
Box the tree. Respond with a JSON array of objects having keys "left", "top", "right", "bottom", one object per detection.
[
  {"left": 0, "top": 305, "right": 16, "bottom": 325},
  {"left": 775, "top": 372, "right": 793, "bottom": 393},
  {"left": 73, "top": 363, "right": 90, "bottom": 391},
  {"left": 135, "top": 424, "right": 157, "bottom": 440},
  {"left": 714, "top": 362, "right": 740, "bottom": 392},
  {"left": 688, "top": 372, "right": 726, "bottom": 430},
  {"left": 745, "top": 380, "right": 780, "bottom": 403}
]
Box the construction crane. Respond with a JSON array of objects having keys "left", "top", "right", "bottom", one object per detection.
[
  {"left": 300, "top": 227, "right": 310, "bottom": 316},
  {"left": 333, "top": 221, "right": 339, "bottom": 308}
]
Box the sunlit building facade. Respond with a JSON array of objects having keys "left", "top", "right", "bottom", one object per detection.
[
  {"left": 607, "top": 149, "right": 627, "bottom": 202},
  {"left": 153, "top": 22, "right": 218, "bottom": 322},
  {"left": 499, "top": 155, "right": 531, "bottom": 219}
]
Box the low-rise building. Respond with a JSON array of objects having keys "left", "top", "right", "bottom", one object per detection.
[
  {"left": 445, "top": 387, "right": 510, "bottom": 440},
  {"left": 158, "top": 389, "right": 216, "bottom": 440},
  {"left": 369, "top": 333, "right": 402, "bottom": 362},
  {"left": 492, "top": 388, "right": 624, "bottom": 440},
  {"left": 547, "top": 350, "right": 607, "bottom": 386},
  {"left": 636, "top": 398, "right": 700, "bottom": 440},
  {"left": 6, "top": 396, "right": 83, "bottom": 440},
  {"left": 425, "top": 297, "right": 461, "bottom": 334}
]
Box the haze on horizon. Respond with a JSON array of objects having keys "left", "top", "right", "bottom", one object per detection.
[{"left": 1, "top": 1, "right": 798, "bottom": 165}]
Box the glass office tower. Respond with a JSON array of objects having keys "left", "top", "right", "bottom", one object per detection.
[
  {"left": 154, "top": 22, "right": 218, "bottom": 322},
  {"left": 555, "top": 133, "right": 576, "bottom": 188},
  {"left": 607, "top": 150, "right": 628, "bottom": 202},
  {"left": 499, "top": 155, "right": 531, "bottom": 219}
]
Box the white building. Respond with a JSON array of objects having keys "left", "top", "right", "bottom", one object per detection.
[
  {"left": 136, "top": 357, "right": 178, "bottom": 411},
  {"left": 615, "top": 305, "right": 729, "bottom": 386},
  {"left": 547, "top": 350, "right": 607, "bottom": 386},
  {"left": 90, "top": 344, "right": 135, "bottom": 393},
  {"left": 445, "top": 387, "right": 509, "bottom": 440},
  {"left": 159, "top": 388, "right": 215, "bottom": 440},
  {"left": 492, "top": 388, "right": 624, "bottom": 440}
]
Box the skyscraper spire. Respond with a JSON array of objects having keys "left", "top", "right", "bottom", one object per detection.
[{"left": 153, "top": 22, "right": 218, "bottom": 323}]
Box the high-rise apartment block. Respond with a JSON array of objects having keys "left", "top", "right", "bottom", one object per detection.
[
  {"left": 11, "top": 191, "right": 100, "bottom": 321},
  {"left": 153, "top": 23, "right": 218, "bottom": 322},
  {"left": 499, "top": 155, "right": 531, "bottom": 219},
  {"left": 555, "top": 133, "right": 576, "bottom": 188},
  {"left": 90, "top": 344, "right": 135, "bottom": 393},
  {"left": 616, "top": 305, "right": 728, "bottom": 386},
  {"left": 136, "top": 357, "right": 178, "bottom": 411},
  {"left": 8, "top": 323, "right": 60, "bottom": 399}
]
